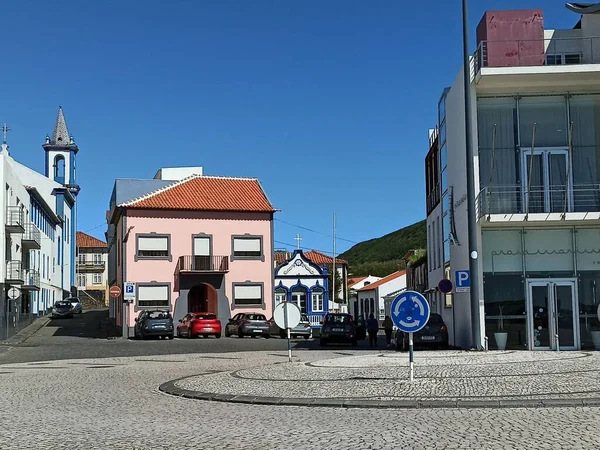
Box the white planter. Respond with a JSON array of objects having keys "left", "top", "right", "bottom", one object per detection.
[
  {"left": 494, "top": 332, "right": 508, "bottom": 350},
  {"left": 591, "top": 331, "right": 600, "bottom": 351}
]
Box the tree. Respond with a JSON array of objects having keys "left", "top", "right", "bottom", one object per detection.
[{"left": 324, "top": 264, "right": 343, "bottom": 303}]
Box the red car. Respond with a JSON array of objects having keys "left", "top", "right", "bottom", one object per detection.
[{"left": 176, "top": 312, "right": 222, "bottom": 338}]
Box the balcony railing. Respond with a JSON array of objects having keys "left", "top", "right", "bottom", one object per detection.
[
  {"left": 175, "top": 255, "right": 229, "bottom": 274},
  {"left": 6, "top": 261, "right": 23, "bottom": 284},
  {"left": 6, "top": 206, "right": 24, "bottom": 233},
  {"left": 22, "top": 269, "right": 40, "bottom": 291},
  {"left": 22, "top": 223, "right": 41, "bottom": 249},
  {"left": 77, "top": 260, "right": 105, "bottom": 270},
  {"left": 476, "top": 185, "right": 600, "bottom": 218},
  {"left": 473, "top": 36, "right": 600, "bottom": 73}
]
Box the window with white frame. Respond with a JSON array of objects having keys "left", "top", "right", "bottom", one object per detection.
[
  {"left": 232, "top": 236, "right": 262, "bottom": 259},
  {"left": 233, "top": 284, "right": 263, "bottom": 307},
  {"left": 311, "top": 288, "right": 324, "bottom": 312},
  {"left": 93, "top": 273, "right": 102, "bottom": 284},
  {"left": 93, "top": 253, "right": 102, "bottom": 264},
  {"left": 275, "top": 288, "right": 287, "bottom": 306},
  {"left": 136, "top": 235, "right": 170, "bottom": 259},
  {"left": 78, "top": 253, "right": 86, "bottom": 264},
  {"left": 77, "top": 274, "right": 86, "bottom": 287},
  {"left": 137, "top": 284, "right": 170, "bottom": 308}
]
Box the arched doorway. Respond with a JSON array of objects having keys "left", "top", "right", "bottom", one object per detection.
[{"left": 188, "top": 283, "right": 218, "bottom": 314}]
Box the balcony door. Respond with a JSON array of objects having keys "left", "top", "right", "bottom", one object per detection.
[
  {"left": 192, "top": 235, "right": 212, "bottom": 271},
  {"left": 521, "top": 149, "right": 572, "bottom": 213}
]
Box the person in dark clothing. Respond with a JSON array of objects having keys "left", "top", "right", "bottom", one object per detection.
[
  {"left": 383, "top": 315, "right": 394, "bottom": 346},
  {"left": 366, "top": 313, "right": 379, "bottom": 347}
]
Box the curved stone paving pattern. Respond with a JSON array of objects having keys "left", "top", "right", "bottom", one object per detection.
[{"left": 167, "top": 350, "right": 600, "bottom": 407}]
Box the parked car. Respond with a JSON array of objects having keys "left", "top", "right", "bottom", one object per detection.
[
  {"left": 319, "top": 313, "right": 357, "bottom": 346},
  {"left": 66, "top": 297, "right": 82, "bottom": 314},
  {"left": 134, "top": 310, "right": 174, "bottom": 340},
  {"left": 225, "top": 313, "right": 270, "bottom": 338},
  {"left": 51, "top": 300, "right": 74, "bottom": 319},
  {"left": 268, "top": 313, "right": 312, "bottom": 339},
  {"left": 177, "top": 312, "right": 222, "bottom": 338},
  {"left": 394, "top": 313, "right": 449, "bottom": 351}
]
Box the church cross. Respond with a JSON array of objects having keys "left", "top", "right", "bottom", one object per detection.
[
  {"left": 294, "top": 234, "right": 302, "bottom": 249},
  {"left": 2, "top": 123, "right": 11, "bottom": 144}
]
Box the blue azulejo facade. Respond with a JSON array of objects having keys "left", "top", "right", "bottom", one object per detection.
[{"left": 274, "top": 250, "right": 330, "bottom": 327}]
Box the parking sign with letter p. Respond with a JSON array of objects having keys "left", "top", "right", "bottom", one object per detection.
[{"left": 455, "top": 270, "right": 470, "bottom": 293}]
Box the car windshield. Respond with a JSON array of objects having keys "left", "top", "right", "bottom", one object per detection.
[
  {"left": 245, "top": 314, "right": 266, "bottom": 321},
  {"left": 427, "top": 314, "right": 444, "bottom": 325},
  {"left": 64, "top": 298, "right": 79, "bottom": 302},
  {"left": 300, "top": 314, "right": 309, "bottom": 322},
  {"left": 325, "top": 314, "right": 351, "bottom": 324},
  {"left": 147, "top": 311, "right": 171, "bottom": 320},
  {"left": 55, "top": 302, "right": 71, "bottom": 307},
  {"left": 194, "top": 314, "right": 217, "bottom": 320}
]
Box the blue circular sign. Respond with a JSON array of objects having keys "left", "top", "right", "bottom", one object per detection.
[
  {"left": 390, "top": 291, "right": 430, "bottom": 333},
  {"left": 438, "top": 278, "right": 453, "bottom": 294}
]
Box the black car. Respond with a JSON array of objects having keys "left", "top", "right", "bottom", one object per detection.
[
  {"left": 51, "top": 300, "right": 74, "bottom": 319},
  {"left": 320, "top": 313, "right": 357, "bottom": 346},
  {"left": 394, "top": 313, "right": 449, "bottom": 350},
  {"left": 134, "top": 310, "right": 174, "bottom": 340}
]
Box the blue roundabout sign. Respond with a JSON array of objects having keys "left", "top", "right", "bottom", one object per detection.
[{"left": 390, "top": 290, "right": 431, "bottom": 334}]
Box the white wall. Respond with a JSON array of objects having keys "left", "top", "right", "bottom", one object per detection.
[
  {"left": 349, "top": 276, "right": 382, "bottom": 290},
  {"left": 155, "top": 166, "right": 204, "bottom": 180}
]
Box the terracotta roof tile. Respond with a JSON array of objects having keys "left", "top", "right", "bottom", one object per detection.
[
  {"left": 274, "top": 250, "right": 347, "bottom": 266},
  {"left": 357, "top": 270, "right": 406, "bottom": 292},
  {"left": 77, "top": 231, "right": 107, "bottom": 248},
  {"left": 348, "top": 276, "right": 368, "bottom": 287},
  {"left": 120, "top": 175, "right": 276, "bottom": 213}
]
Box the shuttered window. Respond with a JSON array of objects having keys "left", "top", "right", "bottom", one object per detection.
[
  {"left": 136, "top": 235, "right": 169, "bottom": 258},
  {"left": 232, "top": 237, "right": 262, "bottom": 258},
  {"left": 233, "top": 284, "right": 263, "bottom": 306},
  {"left": 137, "top": 284, "right": 170, "bottom": 308}
]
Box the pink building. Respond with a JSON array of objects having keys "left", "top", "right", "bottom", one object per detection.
[{"left": 106, "top": 169, "right": 276, "bottom": 337}]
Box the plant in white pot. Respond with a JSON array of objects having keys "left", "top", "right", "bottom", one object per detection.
[{"left": 494, "top": 306, "right": 508, "bottom": 350}]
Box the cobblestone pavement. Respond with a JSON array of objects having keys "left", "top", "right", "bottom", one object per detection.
[{"left": 1, "top": 350, "right": 600, "bottom": 449}]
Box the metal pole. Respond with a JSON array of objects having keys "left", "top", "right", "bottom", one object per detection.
[
  {"left": 462, "top": 0, "right": 482, "bottom": 350},
  {"left": 332, "top": 212, "right": 336, "bottom": 313},
  {"left": 409, "top": 332, "right": 414, "bottom": 382},
  {"left": 284, "top": 302, "right": 292, "bottom": 362}
]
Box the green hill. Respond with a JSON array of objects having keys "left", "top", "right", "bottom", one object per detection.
[{"left": 339, "top": 219, "right": 426, "bottom": 277}]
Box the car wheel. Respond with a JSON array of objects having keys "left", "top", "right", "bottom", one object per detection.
[
  {"left": 225, "top": 328, "right": 231, "bottom": 337},
  {"left": 203, "top": 334, "right": 209, "bottom": 339},
  {"left": 279, "top": 330, "right": 286, "bottom": 339},
  {"left": 351, "top": 339, "right": 358, "bottom": 347},
  {"left": 304, "top": 335, "right": 310, "bottom": 340},
  {"left": 320, "top": 339, "right": 327, "bottom": 346},
  {"left": 265, "top": 334, "right": 270, "bottom": 339},
  {"left": 167, "top": 334, "right": 174, "bottom": 340},
  {"left": 215, "top": 333, "right": 221, "bottom": 339},
  {"left": 238, "top": 329, "right": 244, "bottom": 338}
]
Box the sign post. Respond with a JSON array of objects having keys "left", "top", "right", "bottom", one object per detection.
[
  {"left": 273, "top": 302, "right": 301, "bottom": 362},
  {"left": 110, "top": 286, "right": 124, "bottom": 338},
  {"left": 390, "top": 291, "right": 430, "bottom": 382}
]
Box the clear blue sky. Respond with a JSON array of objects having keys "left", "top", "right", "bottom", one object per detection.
[{"left": 1, "top": 0, "right": 579, "bottom": 256}]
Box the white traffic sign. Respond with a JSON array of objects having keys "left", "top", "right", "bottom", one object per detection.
[
  {"left": 391, "top": 291, "right": 431, "bottom": 333},
  {"left": 124, "top": 282, "right": 136, "bottom": 301},
  {"left": 274, "top": 302, "right": 301, "bottom": 330},
  {"left": 7, "top": 287, "right": 20, "bottom": 300}
]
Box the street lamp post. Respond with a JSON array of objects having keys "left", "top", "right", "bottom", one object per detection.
[{"left": 462, "top": 0, "right": 483, "bottom": 350}]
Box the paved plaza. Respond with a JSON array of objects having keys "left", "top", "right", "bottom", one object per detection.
[{"left": 1, "top": 347, "right": 600, "bottom": 449}]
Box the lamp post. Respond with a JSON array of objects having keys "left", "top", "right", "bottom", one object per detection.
[{"left": 462, "top": 0, "right": 483, "bottom": 350}]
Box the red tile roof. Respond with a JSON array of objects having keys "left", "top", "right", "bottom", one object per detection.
[
  {"left": 357, "top": 270, "right": 406, "bottom": 292},
  {"left": 348, "top": 276, "right": 367, "bottom": 287},
  {"left": 120, "top": 175, "right": 276, "bottom": 213},
  {"left": 77, "top": 231, "right": 107, "bottom": 248},
  {"left": 274, "top": 250, "right": 348, "bottom": 266}
]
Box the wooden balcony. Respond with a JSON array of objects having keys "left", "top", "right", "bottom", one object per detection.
[
  {"left": 77, "top": 260, "right": 106, "bottom": 271},
  {"left": 175, "top": 255, "right": 229, "bottom": 275}
]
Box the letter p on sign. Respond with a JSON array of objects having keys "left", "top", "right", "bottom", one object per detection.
[{"left": 455, "top": 270, "right": 470, "bottom": 292}]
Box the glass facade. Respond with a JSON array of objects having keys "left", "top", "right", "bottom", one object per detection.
[{"left": 438, "top": 89, "right": 450, "bottom": 264}]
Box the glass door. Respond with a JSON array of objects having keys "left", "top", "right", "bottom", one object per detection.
[
  {"left": 527, "top": 279, "right": 578, "bottom": 350},
  {"left": 521, "top": 149, "right": 571, "bottom": 214},
  {"left": 292, "top": 289, "right": 307, "bottom": 314}
]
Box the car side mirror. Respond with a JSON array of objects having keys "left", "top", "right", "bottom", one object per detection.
[{"left": 228, "top": 318, "right": 233, "bottom": 323}]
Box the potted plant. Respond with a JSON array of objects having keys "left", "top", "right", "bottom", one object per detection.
[{"left": 494, "top": 305, "right": 508, "bottom": 350}]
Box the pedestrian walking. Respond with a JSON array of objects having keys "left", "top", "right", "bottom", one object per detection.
[
  {"left": 366, "top": 313, "right": 379, "bottom": 347},
  {"left": 383, "top": 315, "right": 394, "bottom": 346}
]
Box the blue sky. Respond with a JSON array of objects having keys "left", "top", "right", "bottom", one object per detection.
[{"left": 1, "top": 0, "right": 580, "bottom": 256}]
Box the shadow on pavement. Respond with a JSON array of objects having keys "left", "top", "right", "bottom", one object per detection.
[{"left": 48, "top": 309, "right": 121, "bottom": 339}]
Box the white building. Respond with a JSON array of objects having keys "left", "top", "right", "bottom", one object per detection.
[
  {"left": 0, "top": 108, "right": 79, "bottom": 339},
  {"left": 356, "top": 270, "right": 407, "bottom": 320},
  {"left": 426, "top": 4, "right": 600, "bottom": 350}
]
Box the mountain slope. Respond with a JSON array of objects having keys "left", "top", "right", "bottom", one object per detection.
[{"left": 339, "top": 219, "right": 426, "bottom": 276}]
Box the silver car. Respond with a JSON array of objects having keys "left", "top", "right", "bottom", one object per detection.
[
  {"left": 268, "top": 313, "right": 312, "bottom": 339},
  {"left": 66, "top": 297, "right": 82, "bottom": 314},
  {"left": 225, "top": 313, "right": 270, "bottom": 338}
]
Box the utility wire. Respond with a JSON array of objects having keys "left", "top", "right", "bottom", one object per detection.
[
  {"left": 274, "top": 240, "right": 345, "bottom": 259},
  {"left": 274, "top": 218, "right": 358, "bottom": 244}
]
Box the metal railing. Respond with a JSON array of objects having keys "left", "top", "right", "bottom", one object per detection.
[
  {"left": 175, "top": 255, "right": 229, "bottom": 274},
  {"left": 6, "top": 261, "right": 23, "bottom": 282},
  {"left": 76, "top": 260, "right": 105, "bottom": 269},
  {"left": 22, "top": 223, "right": 41, "bottom": 248},
  {"left": 473, "top": 36, "right": 600, "bottom": 73},
  {"left": 308, "top": 314, "right": 325, "bottom": 327},
  {"left": 22, "top": 269, "right": 40, "bottom": 289},
  {"left": 6, "top": 206, "right": 24, "bottom": 231},
  {"left": 476, "top": 184, "right": 600, "bottom": 218}
]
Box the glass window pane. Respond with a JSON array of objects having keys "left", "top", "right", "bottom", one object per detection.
[
  {"left": 444, "top": 239, "right": 450, "bottom": 263},
  {"left": 438, "top": 93, "right": 446, "bottom": 124},
  {"left": 440, "top": 143, "right": 447, "bottom": 171},
  {"left": 441, "top": 168, "right": 448, "bottom": 194},
  {"left": 442, "top": 192, "right": 449, "bottom": 213},
  {"left": 442, "top": 213, "right": 450, "bottom": 238},
  {"left": 519, "top": 96, "right": 567, "bottom": 147},
  {"left": 439, "top": 122, "right": 446, "bottom": 145}
]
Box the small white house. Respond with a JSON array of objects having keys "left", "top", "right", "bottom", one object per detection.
[{"left": 356, "top": 270, "right": 407, "bottom": 320}]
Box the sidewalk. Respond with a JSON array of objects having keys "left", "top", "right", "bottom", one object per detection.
[
  {"left": 160, "top": 349, "right": 600, "bottom": 409},
  {"left": 0, "top": 315, "right": 52, "bottom": 346}
]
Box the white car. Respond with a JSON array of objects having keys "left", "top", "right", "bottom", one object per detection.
[{"left": 65, "top": 297, "right": 82, "bottom": 314}]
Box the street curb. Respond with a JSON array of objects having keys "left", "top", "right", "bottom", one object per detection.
[
  {"left": 158, "top": 375, "right": 600, "bottom": 409},
  {"left": 0, "top": 315, "right": 52, "bottom": 346}
]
